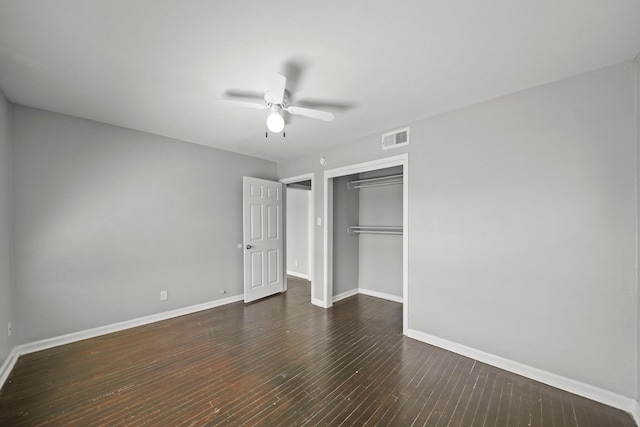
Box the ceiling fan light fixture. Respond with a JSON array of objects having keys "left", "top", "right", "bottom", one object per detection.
[{"left": 266, "top": 110, "right": 285, "bottom": 133}]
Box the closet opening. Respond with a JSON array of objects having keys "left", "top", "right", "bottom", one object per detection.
[
  {"left": 281, "top": 174, "right": 315, "bottom": 304},
  {"left": 323, "top": 154, "right": 408, "bottom": 334}
]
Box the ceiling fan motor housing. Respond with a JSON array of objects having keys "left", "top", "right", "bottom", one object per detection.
[{"left": 265, "top": 89, "right": 289, "bottom": 107}]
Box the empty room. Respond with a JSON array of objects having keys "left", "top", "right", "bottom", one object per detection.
[{"left": 1, "top": 1, "right": 640, "bottom": 425}]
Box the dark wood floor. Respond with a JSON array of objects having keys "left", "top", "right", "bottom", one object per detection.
[{"left": 0, "top": 277, "right": 635, "bottom": 426}]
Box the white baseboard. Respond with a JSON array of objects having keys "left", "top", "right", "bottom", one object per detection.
[
  {"left": 632, "top": 401, "right": 640, "bottom": 426},
  {"left": 0, "top": 346, "right": 19, "bottom": 391},
  {"left": 0, "top": 294, "right": 243, "bottom": 390},
  {"left": 311, "top": 297, "right": 330, "bottom": 308},
  {"left": 332, "top": 288, "right": 402, "bottom": 304},
  {"left": 407, "top": 328, "right": 639, "bottom": 420},
  {"left": 358, "top": 288, "right": 403, "bottom": 303},
  {"left": 322, "top": 287, "right": 403, "bottom": 306},
  {"left": 333, "top": 289, "right": 359, "bottom": 303},
  {"left": 287, "top": 271, "right": 309, "bottom": 280}
]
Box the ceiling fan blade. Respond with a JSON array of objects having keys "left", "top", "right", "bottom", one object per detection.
[
  {"left": 268, "top": 73, "right": 287, "bottom": 104},
  {"left": 285, "top": 106, "right": 334, "bottom": 122},
  {"left": 213, "top": 99, "right": 268, "bottom": 110}
]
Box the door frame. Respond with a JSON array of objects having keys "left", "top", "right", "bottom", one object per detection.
[
  {"left": 324, "top": 154, "right": 409, "bottom": 334},
  {"left": 280, "top": 173, "right": 315, "bottom": 303}
]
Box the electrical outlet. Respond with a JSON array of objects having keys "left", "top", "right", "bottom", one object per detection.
[
  {"left": 7, "top": 322, "right": 12, "bottom": 337},
  {"left": 160, "top": 290, "right": 168, "bottom": 301},
  {"left": 294, "top": 260, "right": 298, "bottom": 267}
]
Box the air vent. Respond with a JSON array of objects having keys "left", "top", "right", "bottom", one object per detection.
[{"left": 381, "top": 127, "right": 410, "bottom": 150}]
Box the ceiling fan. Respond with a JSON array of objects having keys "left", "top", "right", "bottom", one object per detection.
[{"left": 219, "top": 73, "right": 334, "bottom": 135}]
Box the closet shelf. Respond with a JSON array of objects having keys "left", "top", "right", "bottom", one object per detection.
[
  {"left": 348, "top": 174, "right": 403, "bottom": 190},
  {"left": 348, "top": 225, "right": 403, "bottom": 235}
]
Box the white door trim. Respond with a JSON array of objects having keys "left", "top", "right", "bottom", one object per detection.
[
  {"left": 323, "top": 154, "right": 409, "bottom": 334},
  {"left": 280, "top": 173, "right": 315, "bottom": 303}
]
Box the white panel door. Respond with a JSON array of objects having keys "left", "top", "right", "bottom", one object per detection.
[{"left": 243, "top": 177, "right": 284, "bottom": 303}]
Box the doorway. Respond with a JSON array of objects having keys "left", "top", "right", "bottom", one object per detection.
[
  {"left": 324, "top": 154, "right": 409, "bottom": 334},
  {"left": 280, "top": 173, "right": 315, "bottom": 304}
]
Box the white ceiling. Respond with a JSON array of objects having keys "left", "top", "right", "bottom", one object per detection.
[{"left": 1, "top": 1, "right": 639, "bottom": 163}]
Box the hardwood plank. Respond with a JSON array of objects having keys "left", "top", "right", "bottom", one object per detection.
[
  {"left": 381, "top": 346, "right": 451, "bottom": 425},
  {"left": 444, "top": 361, "right": 482, "bottom": 427},
  {"left": 346, "top": 343, "right": 426, "bottom": 425},
  {"left": 0, "top": 276, "right": 635, "bottom": 426},
  {"left": 480, "top": 367, "right": 507, "bottom": 427},
  {"left": 413, "top": 356, "right": 471, "bottom": 425}
]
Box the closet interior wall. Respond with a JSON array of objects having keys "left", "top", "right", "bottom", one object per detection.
[{"left": 357, "top": 166, "right": 403, "bottom": 299}]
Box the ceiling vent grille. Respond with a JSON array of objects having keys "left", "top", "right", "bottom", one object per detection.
[{"left": 381, "top": 127, "right": 410, "bottom": 150}]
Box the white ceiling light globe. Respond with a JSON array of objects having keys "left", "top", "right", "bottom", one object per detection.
[{"left": 266, "top": 112, "right": 285, "bottom": 133}]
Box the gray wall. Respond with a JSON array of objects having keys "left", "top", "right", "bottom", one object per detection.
[
  {"left": 12, "top": 106, "right": 276, "bottom": 343},
  {"left": 332, "top": 175, "right": 359, "bottom": 297},
  {"left": 411, "top": 62, "right": 636, "bottom": 398},
  {"left": 286, "top": 187, "right": 310, "bottom": 277},
  {"left": 278, "top": 61, "right": 638, "bottom": 398},
  {"left": 358, "top": 169, "right": 403, "bottom": 298},
  {"left": 0, "top": 92, "right": 14, "bottom": 362}
]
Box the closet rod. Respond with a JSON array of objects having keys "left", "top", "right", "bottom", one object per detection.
[
  {"left": 350, "top": 180, "right": 403, "bottom": 190},
  {"left": 348, "top": 226, "right": 403, "bottom": 235},
  {"left": 351, "top": 226, "right": 402, "bottom": 229},
  {"left": 352, "top": 230, "right": 403, "bottom": 235},
  {"left": 348, "top": 174, "right": 403, "bottom": 189}
]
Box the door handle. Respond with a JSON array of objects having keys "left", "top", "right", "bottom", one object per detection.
[{"left": 246, "top": 245, "right": 252, "bottom": 249}]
